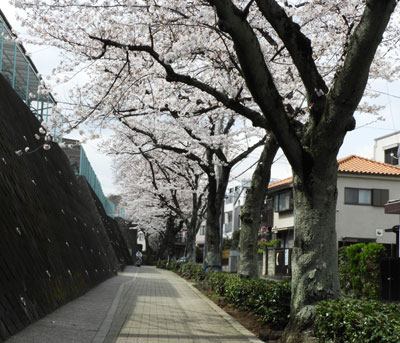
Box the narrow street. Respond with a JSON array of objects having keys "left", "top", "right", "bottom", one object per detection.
[{"left": 6, "top": 266, "right": 262, "bottom": 343}]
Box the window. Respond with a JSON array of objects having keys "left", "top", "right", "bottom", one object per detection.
[
  {"left": 344, "top": 188, "right": 388, "bottom": 206},
  {"left": 372, "top": 189, "right": 389, "bottom": 207},
  {"left": 225, "top": 194, "right": 233, "bottom": 204},
  {"left": 199, "top": 226, "right": 205, "bottom": 235},
  {"left": 224, "top": 222, "right": 232, "bottom": 233},
  {"left": 274, "top": 191, "right": 293, "bottom": 212},
  {"left": 384, "top": 146, "right": 399, "bottom": 165}
]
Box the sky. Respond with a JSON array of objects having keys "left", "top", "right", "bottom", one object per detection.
[{"left": 1, "top": 3, "right": 400, "bottom": 194}]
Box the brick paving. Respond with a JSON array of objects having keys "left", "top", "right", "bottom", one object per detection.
[{"left": 6, "top": 266, "right": 262, "bottom": 343}]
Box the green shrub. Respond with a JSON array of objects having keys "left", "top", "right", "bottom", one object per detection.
[
  {"left": 223, "top": 276, "right": 291, "bottom": 329},
  {"left": 205, "top": 272, "right": 290, "bottom": 329},
  {"left": 156, "top": 260, "right": 168, "bottom": 269},
  {"left": 168, "top": 261, "right": 181, "bottom": 272},
  {"left": 192, "top": 264, "right": 206, "bottom": 281},
  {"left": 339, "top": 243, "right": 386, "bottom": 299},
  {"left": 207, "top": 272, "right": 233, "bottom": 295},
  {"left": 315, "top": 299, "right": 400, "bottom": 343},
  {"left": 159, "top": 262, "right": 290, "bottom": 329},
  {"left": 178, "top": 262, "right": 206, "bottom": 281}
]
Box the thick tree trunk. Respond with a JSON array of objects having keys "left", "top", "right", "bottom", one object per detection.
[
  {"left": 205, "top": 166, "right": 230, "bottom": 267},
  {"left": 281, "top": 160, "right": 341, "bottom": 342},
  {"left": 239, "top": 137, "right": 278, "bottom": 278},
  {"left": 156, "top": 215, "right": 181, "bottom": 260},
  {"left": 185, "top": 230, "right": 196, "bottom": 262},
  {"left": 185, "top": 192, "right": 205, "bottom": 262},
  {"left": 205, "top": 189, "right": 223, "bottom": 266}
]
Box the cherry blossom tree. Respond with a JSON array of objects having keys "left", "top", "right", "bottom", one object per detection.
[
  {"left": 108, "top": 136, "right": 208, "bottom": 261},
  {"left": 103, "top": 104, "right": 266, "bottom": 266},
  {"left": 13, "top": 0, "right": 400, "bottom": 340}
]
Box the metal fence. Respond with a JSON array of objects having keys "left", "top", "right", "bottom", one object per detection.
[{"left": 0, "top": 12, "right": 57, "bottom": 127}]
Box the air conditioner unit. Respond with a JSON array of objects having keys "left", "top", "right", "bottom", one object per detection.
[{"left": 376, "top": 229, "right": 383, "bottom": 237}]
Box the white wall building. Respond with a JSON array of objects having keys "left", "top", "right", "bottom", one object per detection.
[
  {"left": 268, "top": 154, "right": 400, "bottom": 253},
  {"left": 374, "top": 131, "right": 400, "bottom": 166},
  {"left": 223, "top": 179, "right": 250, "bottom": 238}
]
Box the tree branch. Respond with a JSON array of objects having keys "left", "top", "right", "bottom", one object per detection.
[
  {"left": 255, "top": 0, "right": 328, "bottom": 120},
  {"left": 326, "top": 0, "right": 397, "bottom": 135},
  {"left": 229, "top": 136, "right": 267, "bottom": 167},
  {"left": 206, "top": 0, "right": 305, "bottom": 177},
  {"left": 89, "top": 35, "right": 268, "bottom": 129}
]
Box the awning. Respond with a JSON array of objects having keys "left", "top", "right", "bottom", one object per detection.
[{"left": 385, "top": 200, "right": 400, "bottom": 214}]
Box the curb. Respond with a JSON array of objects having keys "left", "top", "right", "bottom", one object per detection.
[{"left": 91, "top": 268, "right": 139, "bottom": 343}]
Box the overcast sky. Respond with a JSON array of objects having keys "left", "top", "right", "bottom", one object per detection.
[{"left": 2, "top": 3, "right": 400, "bottom": 195}]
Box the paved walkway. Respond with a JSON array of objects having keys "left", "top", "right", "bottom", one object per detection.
[{"left": 6, "top": 266, "right": 263, "bottom": 343}]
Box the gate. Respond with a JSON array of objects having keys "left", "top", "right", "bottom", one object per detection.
[
  {"left": 275, "top": 248, "right": 292, "bottom": 276},
  {"left": 381, "top": 257, "right": 400, "bottom": 301}
]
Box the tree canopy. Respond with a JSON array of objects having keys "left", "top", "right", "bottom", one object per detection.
[{"left": 12, "top": 1, "right": 399, "bottom": 340}]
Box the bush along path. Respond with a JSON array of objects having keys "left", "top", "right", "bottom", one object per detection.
[
  {"left": 157, "top": 261, "right": 291, "bottom": 341},
  {"left": 157, "top": 261, "right": 400, "bottom": 343}
]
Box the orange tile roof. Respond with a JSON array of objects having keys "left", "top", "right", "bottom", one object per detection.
[
  {"left": 268, "top": 155, "right": 400, "bottom": 190},
  {"left": 338, "top": 155, "right": 400, "bottom": 175},
  {"left": 268, "top": 177, "right": 292, "bottom": 190}
]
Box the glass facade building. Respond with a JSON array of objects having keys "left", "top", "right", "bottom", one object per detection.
[{"left": 0, "top": 10, "right": 56, "bottom": 123}]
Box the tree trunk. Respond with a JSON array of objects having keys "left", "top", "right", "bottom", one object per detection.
[
  {"left": 186, "top": 230, "right": 196, "bottom": 262},
  {"left": 205, "top": 166, "right": 230, "bottom": 267},
  {"left": 239, "top": 136, "right": 278, "bottom": 278},
  {"left": 281, "top": 159, "right": 341, "bottom": 342},
  {"left": 185, "top": 192, "right": 204, "bottom": 262}
]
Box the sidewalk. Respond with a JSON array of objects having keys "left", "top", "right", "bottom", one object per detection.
[{"left": 6, "top": 266, "right": 263, "bottom": 343}]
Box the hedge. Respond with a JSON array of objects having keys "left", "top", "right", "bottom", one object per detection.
[
  {"left": 156, "top": 260, "right": 206, "bottom": 281},
  {"left": 338, "top": 243, "right": 386, "bottom": 299},
  {"left": 157, "top": 261, "right": 290, "bottom": 329},
  {"left": 315, "top": 299, "right": 400, "bottom": 343},
  {"left": 207, "top": 272, "right": 290, "bottom": 329}
]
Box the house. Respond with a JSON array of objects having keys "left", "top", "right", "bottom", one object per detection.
[
  {"left": 195, "top": 179, "right": 250, "bottom": 247},
  {"left": 194, "top": 180, "right": 250, "bottom": 262},
  {"left": 373, "top": 130, "right": 400, "bottom": 166},
  {"left": 268, "top": 155, "right": 400, "bottom": 250},
  {"left": 263, "top": 155, "right": 400, "bottom": 277},
  {"left": 223, "top": 179, "right": 250, "bottom": 238},
  {"left": 267, "top": 155, "right": 400, "bottom": 257}
]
